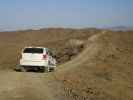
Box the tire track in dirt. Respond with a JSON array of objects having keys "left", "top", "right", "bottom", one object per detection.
[{"left": 0, "top": 71, "right": 56, "bottom": 100}]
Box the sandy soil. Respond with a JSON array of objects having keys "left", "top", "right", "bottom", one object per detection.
[
  {"left": 0, "top": 28, "right": 133, "bottom": 100},
  {"left": 0, "top": 71, "right": 58, "bottom": 100}
]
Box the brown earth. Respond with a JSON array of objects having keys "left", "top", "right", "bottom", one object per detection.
[
  {"left": 0, "top": 28, "right": 133, "bottom": 100},
  {"left": 55, "top": 30, "right": 133, "bottom": 100},
  {"left": 0, "top": 28, "right": 100, "bottom": 69}
]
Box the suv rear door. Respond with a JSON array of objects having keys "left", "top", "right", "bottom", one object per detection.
[{"left": 22, "top": 48, "right": 44, "bottom": 61}]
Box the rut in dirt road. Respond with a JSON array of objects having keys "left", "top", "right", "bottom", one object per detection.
[{"left": 0, "top": 71, "right": 56, "bottom": 100}]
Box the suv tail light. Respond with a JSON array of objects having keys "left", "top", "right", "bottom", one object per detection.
[{"left": 43, "top": 54, "right": 47, "bottom": 60}]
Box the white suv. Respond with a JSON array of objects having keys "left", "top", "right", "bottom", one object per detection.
[{"left": 19, "top": 47, "right": 56, "bottom": 72}]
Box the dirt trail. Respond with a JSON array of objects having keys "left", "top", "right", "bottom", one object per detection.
[
  {"left": 57, "top": 32, "right": 106, "bottom": 72},
  {"left": 0, "top": 71, "right": 56, "bottom": 100},
  {"left": 0, "top": 32, "right": 124, "bottom": 100}
]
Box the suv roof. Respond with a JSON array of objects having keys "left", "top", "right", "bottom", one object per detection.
[{"left": 24, "top": 47, "right": 47, "bottom": 49}]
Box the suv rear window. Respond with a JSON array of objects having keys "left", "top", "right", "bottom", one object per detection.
[{"left": 23, "top": 48, "right": 43, "bottom": 54}]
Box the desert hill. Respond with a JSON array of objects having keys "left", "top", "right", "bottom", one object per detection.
[
  {"left": 54, "top": 30, "right": 133, "bottom": 100},
  {"left": 0, "top": 28, "right": 133, "bottom": 100},
  {"left": 0, "top": 28, "right": 101, "bottom": 69}
]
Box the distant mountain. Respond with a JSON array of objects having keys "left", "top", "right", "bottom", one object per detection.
[
  {"left": 0, "top": 28, "right": 4, "bottom": 32},
  {"left": 108, "top": 26, "right": 133, "bottom": 31}
]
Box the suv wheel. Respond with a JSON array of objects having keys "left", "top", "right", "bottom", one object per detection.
[
  {"left": 20, "top": 67, "right": 27, "bottom": 72},
  {"left": 40, "top": 67, "right": 45, "bottom": 73},
  {"left": 50, "top": 67, "right": 55, "bottom": 72},
  {"left": 45, "top": 67, "right": 50, "bottom": 72}
]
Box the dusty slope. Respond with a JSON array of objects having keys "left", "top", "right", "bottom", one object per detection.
[
  {"left": 0, "top": 28, "right": 100, "bottom": 100},
  {"left": 57, "top": 31, "right": 106, "bottom": 71},
  {"left": 0, "top": 28, "right": 133, "bottom": 100},
  {"left": 0, "top": 71, "right": 58, "bottom": 100},
  {"left": 0, "top": 28, "right": 100, "bottom": 69},
  {"left": 55, "top": 31, "right": 133, "bottom": 100}
]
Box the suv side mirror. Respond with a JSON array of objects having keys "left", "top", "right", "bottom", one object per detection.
[{"left": 53, "top": 55, "right": 57, "bottom": 58}]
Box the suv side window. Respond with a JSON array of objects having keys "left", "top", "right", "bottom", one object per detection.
[
  {"left": 45, "top": 49, "right": 51, "bottom": 56},
  {"left": 46, "top": 48, "right": 55, "bottom": 58}
]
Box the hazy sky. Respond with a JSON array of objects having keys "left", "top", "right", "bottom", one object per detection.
[{"left": 0, "top": 0, "right": 132, "bottom": 30}]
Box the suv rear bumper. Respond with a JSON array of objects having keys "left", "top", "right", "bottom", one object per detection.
[{"left": 20, "top": 59, "right": 48, "bottom": 67}]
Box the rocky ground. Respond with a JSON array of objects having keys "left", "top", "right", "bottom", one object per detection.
[{"left": 0, "top": 28, "right": 133, "bottom": 100}]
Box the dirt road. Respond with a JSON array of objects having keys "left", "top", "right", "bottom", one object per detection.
[
  {"left": 1, "top": 31, "right": 133, "bottom": 100},
  {"left": 0, "top": 71, "right": 56, "bottom": 100},
  {"left": 0, "top": 33, "right": 101, "bottom": 100}
]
